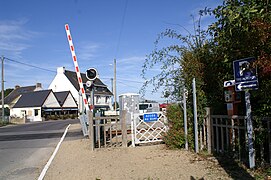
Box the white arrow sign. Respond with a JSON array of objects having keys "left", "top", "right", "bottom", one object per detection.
[
  {"left": 236, "top": 82, "right": 258, "bottom": 91},
  {"left": 224, "top": 80, "right": 235, "bottom": 87}
]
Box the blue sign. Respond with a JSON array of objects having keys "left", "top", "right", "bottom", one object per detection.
[
  {"left": 233, "top": 57, "right": 258, "bottom": 91},
  {"left": 235, "top": 81, "right": 259, "bottom": 91},
  {"left": 143, "top": 113, "right": 158, "bottom": 122}
]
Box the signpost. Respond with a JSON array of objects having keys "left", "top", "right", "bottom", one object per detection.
[
  {"left": 233, "top": 57, "right": 258, "bottom": 92},
  {"left": 143, "top": 113, "right": 158, "bottom": 122},
  {"left": 233, "top": 57, "right": 257, "bottom": 169},
  {"left": 224, "top": 80, "right": 235, "bottom": 87}
]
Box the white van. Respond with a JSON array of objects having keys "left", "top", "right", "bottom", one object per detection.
[{"left": 139, "top": 102, "right": 159, "bottom": 114}]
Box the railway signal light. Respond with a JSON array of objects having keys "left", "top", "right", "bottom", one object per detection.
[{"left": 86, "top": 68, "right": 97, "bottom": 81}]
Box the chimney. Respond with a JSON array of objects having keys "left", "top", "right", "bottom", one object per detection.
[
  {"left": 34, "top": 83, "right": 43, "bottom": 91},
  {"left": 36, "top": 83, "right": 42, "bottom": 89},
  {"left": 57, "top": 67, "right": 66, "bottom": 74},
  {"left": 15, "top": 85, "right": 20, "bottom": 89}
]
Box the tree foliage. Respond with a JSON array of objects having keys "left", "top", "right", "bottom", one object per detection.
[
  {"left": 141, "top": 11, "right": 225, "bottom": 116},
  {"left": 142, "top": 0, "right": 271, "bottom": 116},
  {"left": 142, "top": 0, "right": 271, "bottom": 157},
  {"left": 163, "top": 104, "right": 194, "bottom": 149},
  {"left": 0, "top": 88, "right": 13, "bottom": 98},
  {"left": 210, "top": 0, "right": 271, "bottom": 116}
]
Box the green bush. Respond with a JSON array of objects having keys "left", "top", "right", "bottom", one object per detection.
[
  {"left": 49, "top": 115, "right": 58, "bottom": 120},
  {"left": 70, "top": 114, "right": 78, "bottom": 119},
  {"left": 0, "top": 121, "right": 10, "bottom": 127},
  {"left": 163, "top": 104, "right": 194, "bottom": 149}
]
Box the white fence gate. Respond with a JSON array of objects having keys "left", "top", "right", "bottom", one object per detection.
[{"left": 132, "top": 112, "right": 168, "bottom": 146}]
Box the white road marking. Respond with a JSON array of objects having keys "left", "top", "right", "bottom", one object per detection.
[{"left": 38, "top": 124, "right": 71, "bottom": 180}]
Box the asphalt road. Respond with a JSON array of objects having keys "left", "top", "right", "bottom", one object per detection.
[{"left": 0, "top": 119, "right": 81, "bottom": 180}]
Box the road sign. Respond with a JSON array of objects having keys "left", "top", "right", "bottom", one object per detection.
[
  {"left": 143, "top": 113, "right": 158, "bottom": 122},
  {"left": 233, "top": 57, "right": 258, "bottom": 91},
  {"left": 233, "top": 58, "right": 257, "bottom": 168},
  {"left": 224, "top": 80, "right": 235, "bottom": 87},
  {"left": 236, "top": 81, "right": 258, "bottom": 91}
]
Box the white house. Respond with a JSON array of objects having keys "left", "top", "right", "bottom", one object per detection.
[
  {"left": 10, "top": 90, "right": 60, "bottom": 122},
  {"left": 0, "top": 83, "right": 43, "bottom": 109},
  {"left": 49, "top": 67, "right": 113, "bottom": 111},
  {"left": 54, "top": 91, "right": 78, "bottom": 112}
]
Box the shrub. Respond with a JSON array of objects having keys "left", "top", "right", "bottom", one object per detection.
[{"left": 163, "top": 104, "right": 194, "bottom": 149}]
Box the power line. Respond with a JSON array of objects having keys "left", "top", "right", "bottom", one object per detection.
[
  {"left": 118, "top": 80, "right": 139, "bottom": 90},
  {"left": 101, "top": 77, "right": 144, "bottom": 84},
  {"left": 118, "top": 80, "right": 157, "bottom": 94},
  {"left": 118, "top": 78, "right": 144, "bottom": 84},
  {"left": 4, "top": 57, "right": 55, "bottom": 73},
  {"left": 115, "top": 0, "right": 128, "bottom": 58}
]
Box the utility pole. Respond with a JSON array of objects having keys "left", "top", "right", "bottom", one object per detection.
[
  {"left": 111, "top": 78, "right": 114, "bottom": 110},
  {"left": 1, "top": 56, "right": 4, "bottom": 122},
  {"left": 113, "top": 59, "right": 117, "bottom": 111},
  {"left": 111, "top": 78, "right": 113, "bottom": 94}
]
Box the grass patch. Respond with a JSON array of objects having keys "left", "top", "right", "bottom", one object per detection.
[
  {"left": 254, "top": 166, "right": 271, "bottom": 180},
  {"left": 0, "top": 121, "right": 11, "bottom": 127}
]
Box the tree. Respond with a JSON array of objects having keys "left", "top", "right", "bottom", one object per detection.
[
  {"left": 209, "top": 0, "right": 271, "bottom": 116},
  {"left": 0, "top": 88, "right": 13, "bottom": 98},
  {"left": 141, "top": 8, "right": 227, "bottom": 116}
]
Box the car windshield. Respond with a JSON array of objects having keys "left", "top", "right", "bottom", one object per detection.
[{"left": 139, "top": 104, "right": 148, "bottom": 110}]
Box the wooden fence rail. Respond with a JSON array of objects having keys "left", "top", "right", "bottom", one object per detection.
[
  {"left": 202, "top": 111, "right": 271, "bottom": 165},
  {"left": 88, "top": 110, "right": 127, "bottom": 151}
]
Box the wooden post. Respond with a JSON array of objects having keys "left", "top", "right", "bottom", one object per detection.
[
  {"left": 232, "top": 118, "right": 235, "bottom": 152},
  {"left": 121, "top": 110, "right": 127, "bottom": 147},
  {"left": 103, "top": 122, "right": 107, "bottom": 148},
  {"left": 221, "top": 119, "right": 224, "bottom": 152},
  {"left": 226, "top": 119, "right": 229, "bottom": 151},
  {"left": 268, "top": 121, "right": 271, "bottom": 165},
  {"left": 238, "top": 118, "right": 241, "bottom": 160},
  {"left": 200, "top": 126, "right": 203, "bottom": 150},
  {"left": 87, "top": 110, "right": 94, "bottom": 151},
  {"left": 203, "top": 118, "right": 206, "bottom": 147},
  {"left": 216, "top": 118, "right": 219, "bottom": 153}
]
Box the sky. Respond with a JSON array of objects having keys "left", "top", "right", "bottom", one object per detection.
[{"left": 0, "top": 0, "right": 223, "bottom": 103}]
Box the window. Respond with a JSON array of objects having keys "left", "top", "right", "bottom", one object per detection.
[
  {"left": 96, "top": 96, "right": 101, "bottom": 104},
  {"left": 139, "top": 104, "right": 148, "bottom": 110},
  {"left": 106, "top": 96, "right": 110, "bottom": 103},
  {"left": 34, "top": 109, "right": 39, "bottom": 116}
]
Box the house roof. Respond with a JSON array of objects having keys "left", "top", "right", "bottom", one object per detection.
[
  {"left": 54, "top": 91, "right": 70, "bottom": 106},
  {"left": 3, "top": 85, "right": 36, "bottom": 104},
  {"left": 64, "top": 70, "right": 113, "bottom": 96},
  {"left": 13, "top": 90, "right": 53, "bottom": 108}
]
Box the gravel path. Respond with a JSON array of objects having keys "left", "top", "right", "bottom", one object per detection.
[{"left": 44, "top": 124, "right": 232, "bottom": 180}]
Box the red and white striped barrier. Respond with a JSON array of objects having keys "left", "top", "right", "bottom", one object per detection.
[{"left": 65, "top": 24, "right": 90, "bottom": 111}]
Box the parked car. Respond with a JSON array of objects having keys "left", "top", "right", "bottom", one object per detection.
[{"left": 139, "top": 102, "right": 159, "bottom": 114}]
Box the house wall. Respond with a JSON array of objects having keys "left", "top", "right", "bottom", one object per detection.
[
  {"left": 9, "top": 96, "right": 21, "bottom": 108},
  {"left": 43, "top": 92, "right": 61, "bottom": 108},
  {"left": 10, "top": 107, "right": 42, "bottom": 122},
  {"left": 62, "top": 93, "right": 78, "bottom": 108},
  {"left": 94, "top": 95, "right": 112, "bottom": 109},
  {"left": 49, "top": 67, "right": 113, "bottom": 111},
  {"left": 0, "top": 96, "right": 21, "bottom": 109},
  {"left": 49, "top": 67, "right": 80, "bottom": 106}
]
